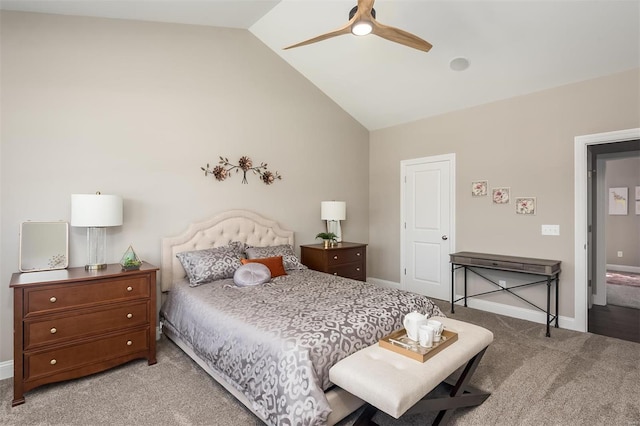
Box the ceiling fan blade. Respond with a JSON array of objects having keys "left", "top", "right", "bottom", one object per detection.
[
  {"left": 372, "top": 19, "right": 433, "bottom": 52},
  {"left": 284, "top": 19, "right": 354, "bottom": 50},
  {"left": 356, "top": 0, "right": 375, "bottom": 19}
]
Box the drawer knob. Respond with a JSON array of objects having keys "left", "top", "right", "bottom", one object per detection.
[
  {"left": 126, "top": 340, "right": 133, "bottom": 346},
  {"left": 356, "top": 252, "right": 361, "bottom": 256},
  {"left": 356, "top": 267, "right": 361, "bottom": 271},
  {"left": 127, "top": 313, "right": 133, "bottom": 319},
  {"left": 126, "top": 286, "right": 133, "bottom": 292},
  {"left": 333, "top": 272, "right": 338, "bottom": 276},
  {"left": 333, "top": 255, "right": 338, "bottom": 260},
  {"left": 49, "top": 296, "right": 57, "bottom": 303},
  {"left": 50, "top": 327, "right": 57, "bottom": 334},
  {"left": 50, "top": 359, "right": 57, "bottom": 365}
]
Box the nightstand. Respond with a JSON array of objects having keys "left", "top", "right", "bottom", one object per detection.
[
  {"left": 300, "top": 242, "right": 367, "bottom": 281},
  {"left": 10, "top": 262, "right": 158, "bottom": 406}
]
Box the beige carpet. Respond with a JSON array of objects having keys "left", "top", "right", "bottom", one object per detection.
[
  {"left": 607, "top": 271, "right": 640, "bottom": 309},
  {"left": 2, "top": 301, "right": 639, "bottom": 425}
]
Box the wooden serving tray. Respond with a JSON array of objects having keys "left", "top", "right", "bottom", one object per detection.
[{"left": 379, "top": 328, "right": 458, "bottom": 362}]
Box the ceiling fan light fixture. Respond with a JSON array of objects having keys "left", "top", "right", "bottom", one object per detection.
[
  {"left": 450, "top": 57, "right": 470, "bottom": 71},
  {"left": 351, "top": 20, "right": 373, "bottom": 36}
]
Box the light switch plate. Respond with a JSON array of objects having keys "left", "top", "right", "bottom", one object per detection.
[{"left": 541, "top": 224, "right": 560, "bottom": 236}]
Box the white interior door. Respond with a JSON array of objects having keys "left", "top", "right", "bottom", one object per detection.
[{"left": 401, "top": 155, "right": 455, "bottom": 300}]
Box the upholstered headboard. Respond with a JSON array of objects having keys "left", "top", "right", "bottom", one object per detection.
[{"left": 161, "top": 210, "right": 294, "bottom": 292}]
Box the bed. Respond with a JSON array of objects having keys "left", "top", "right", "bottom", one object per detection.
[{"left": 159, "top": 210, "right": 444, "bottom": 426}]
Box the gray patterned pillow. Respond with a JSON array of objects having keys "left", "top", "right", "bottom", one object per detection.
[
  {"left": 176, "top": 243, "right": 243, "bottom": 286},
  {"left": 245, "top": 244, "right": 307, "bottom": 271},
  {"left": 233, "top": 263, "right": 271, "bottom": 287}
]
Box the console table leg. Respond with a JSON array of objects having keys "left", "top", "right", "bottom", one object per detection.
[
  {"left": 546, "top": 277, "right": 551, "bottom": 337},
  {"left": 555, "top": 274, "right": 560, "bottom": 328},
  {"left": 451, "top": 264, "right": 455, "bottom": 314},
  {"left": 463, "top": 267, "right": 468, "bottom": 307}
]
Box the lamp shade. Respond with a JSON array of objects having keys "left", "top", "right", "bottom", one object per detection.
[
  {"left": 321, "top": 201, "right": 346, "bottom": 221},
  {"left": 71, "top": 194, "right": 123, "bottom": 227}
]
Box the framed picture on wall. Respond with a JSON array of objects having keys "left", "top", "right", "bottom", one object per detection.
[
  {"left": 515, "top": 197, "right": 536, "bottom": 215},
  {"left": 608, "top": 187, "right": 628, "bottom": 215},
  {"left": 492, "top": 187, "right": 510, "bottom": 204},
  {"left": 472, "top": 180, "right": 487, "bottom": 197},
  {"left": 636, "top": 200, "right": 640, "bottom": 215}
]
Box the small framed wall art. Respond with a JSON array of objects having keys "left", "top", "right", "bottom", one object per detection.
[
  {"left": 492, "top": 187, "right": 510, "bottom": 204},
  {"left": 515, "top": 197, "right": 536, "bottom": 215},
  {"left": 608, "top": 187, "right": 628, "bottom": 215},
  {"left": 472, "top": 181, "right": 488, "bottom": 197}
]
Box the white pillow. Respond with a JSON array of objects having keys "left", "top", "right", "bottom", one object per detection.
[{"left": 233, "top": 263, "right": 271, "bottom": 287}]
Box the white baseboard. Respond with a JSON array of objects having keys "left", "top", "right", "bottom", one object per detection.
[
  {"left": 367, "top": 277, "right": 401, "bottom": 290},
  {"left": 453, "top": 296, "right": 580, "bottom": 332},
  {"left": 368, "top": 275, "right": 582, "bottom": 332},
  {"left": 0, "top": 360, "right": 13, "bottom": 380},
  {"left": 606, "top": 264, "right": 640, "bottom": 274}
]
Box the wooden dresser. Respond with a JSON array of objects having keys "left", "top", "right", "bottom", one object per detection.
[
  {"left": 10, "top": 262, "right": 158, "bottom": 406},
  {"left": 300, "top": 242, "right": 367, "bottom": 281}
]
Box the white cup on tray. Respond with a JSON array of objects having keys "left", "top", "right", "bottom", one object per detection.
[
  {"left": 418, "top": 325, "right": 435, "bottom": 348},
  {"left": 427, "top": 319, "right": 444, "bottom": 342}
]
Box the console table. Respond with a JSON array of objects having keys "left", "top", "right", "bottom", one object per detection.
[{"left": 450, "top": 252, "right": 561, "bottom": 337}]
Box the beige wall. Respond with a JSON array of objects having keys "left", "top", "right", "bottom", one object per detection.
[
  {"left": 0, "top": 12, "right": 369, "bottom": 363},
  {"left": 369, "top": 68, "right": 640, "bottom": 321},
  {"left": 605, "top": 156, "right": 640, "bottom": 267}
]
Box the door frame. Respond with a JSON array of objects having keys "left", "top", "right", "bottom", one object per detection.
[
  {"left": 400, "top": 153, "right": 456, "bottom": 294},
  {"left": 574, "top": 128, "right": 640, "bottom": 332}
]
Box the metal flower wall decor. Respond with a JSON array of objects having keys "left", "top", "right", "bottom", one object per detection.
[{"left": 202, "top": 156, "right": 282, "bottom": 185}]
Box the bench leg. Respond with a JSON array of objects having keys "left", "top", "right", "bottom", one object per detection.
[
  {"left": 412, "top": 347, "right": 490, "bottom": 425},
  {"left": 353, "top": 403, "right": 379, "bottom": 426},
  {"left": 352, "top": 347, "right": 490, "bottom": 426}
]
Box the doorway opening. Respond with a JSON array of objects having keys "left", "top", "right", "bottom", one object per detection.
[
  {"left": 575, "top": 128, "right": 639, "bottom": 335},
  {"left": 587, "top": 140, "right": 640, "bottom": 343}
]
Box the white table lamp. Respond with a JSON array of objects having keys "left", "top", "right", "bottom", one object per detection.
[
  {"left": 71, "top": 193, "right": 123, "bottom": 270},
  {"left": 321, "top": 201, "right": 346, "bottom": 242}
]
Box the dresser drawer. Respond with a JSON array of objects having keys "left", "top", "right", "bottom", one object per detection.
[
  {"left": 25, "top": 301, "right": 149, "bottom": 350},
  {"left": 25, "top": 275, "right": 150, "bottom": 316},
  {"left": 326, "top": 247, "right": 365, "bottom": 266},
  {"left": 25, "top": 328, "right": 149, "bottom": 381}
]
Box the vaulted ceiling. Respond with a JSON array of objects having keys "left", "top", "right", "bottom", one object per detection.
[{"left": 2, "top": 0, "right": 639, "bottom": 130}]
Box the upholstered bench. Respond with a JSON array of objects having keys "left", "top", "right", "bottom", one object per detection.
[{"left": 329, "top": 317, "right": 493, "bottom": 425}]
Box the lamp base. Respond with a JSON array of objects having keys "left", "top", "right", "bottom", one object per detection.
[
  {"left": 85, "top": 263, "right": 107, "bottom": 271},
  {"left": 326, "top": 220, "right": 343, "bottom": 242}
]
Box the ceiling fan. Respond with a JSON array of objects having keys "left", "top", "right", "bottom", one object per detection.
[{"left": 283, "top": 0, "right": 432, "bottom": 52}]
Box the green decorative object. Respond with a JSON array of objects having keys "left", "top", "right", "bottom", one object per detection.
[
  {"left": 315, "top": 232, "right": 338, "bottom": 248},
  {"left": 120, "top": 245, "right": 142, "bottom": 270}
]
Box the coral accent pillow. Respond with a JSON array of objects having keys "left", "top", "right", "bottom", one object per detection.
[{"left": 241, "top": 256, "right": 287, "bottom": 278}]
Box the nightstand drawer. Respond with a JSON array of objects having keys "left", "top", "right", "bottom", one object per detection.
[
  {"left": 25, "top": 328, "right": 149, "bottom": 381},
  {"left": 328, "top": 263, "right": 365, "bottom": 281},
  {"left": 326, "top": 248, "right": 365, "bottom": 266},
  {"left": 25, "top": 276, "right": 150, "bottom": 316},
  {"left": 25, "top": 301, "right": 149, "bottom": 349}
]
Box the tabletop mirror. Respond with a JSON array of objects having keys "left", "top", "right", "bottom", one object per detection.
[{"left": 19, "top": 221, "right": 69, "bottom": 272}]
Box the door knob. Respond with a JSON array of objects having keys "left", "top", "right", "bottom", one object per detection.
[{"left": 442, "top": 235, "right": 448, "bottom": 240}]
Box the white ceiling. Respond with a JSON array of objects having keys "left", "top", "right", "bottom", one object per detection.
[{"left": 2, "top": 0, "right": 639, "bottom": 130}]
